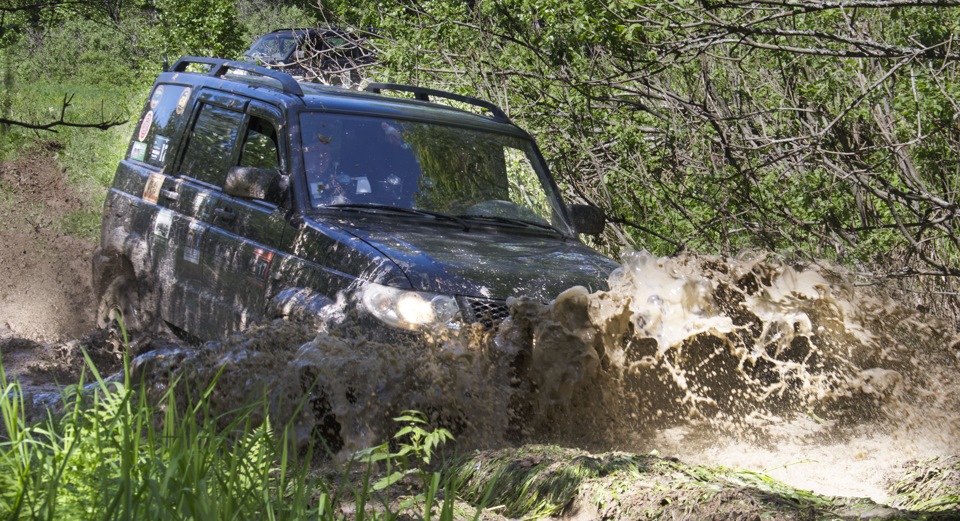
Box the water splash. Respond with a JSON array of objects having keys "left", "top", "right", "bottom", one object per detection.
[
  {"left": 504, "top": 250, "right": 960, "bottom": 499},
  {"left": 129, "top": 249, "right": 960, "bottom": 498}
]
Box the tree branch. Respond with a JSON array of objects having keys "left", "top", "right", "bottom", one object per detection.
[{"left": 0, "top": 94, "right": 127, "bottom": 132}]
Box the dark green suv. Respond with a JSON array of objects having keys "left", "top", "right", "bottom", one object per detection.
[{"left": 93, "top": 57, "right": 617, "bottom": 341}]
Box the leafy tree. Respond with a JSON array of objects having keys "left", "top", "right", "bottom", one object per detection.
[
  {"left": 326, "top": 0, "right": 960, "bottom": 293},
  {"left": 154, "top": 0, "right": 246, "bottom": 59}
]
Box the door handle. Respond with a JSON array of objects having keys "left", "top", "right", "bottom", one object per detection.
[
  {"left": 160, "top": 188, "right": 180, "bottom": 201},
  {"left": 213, "top": 207, "right": 236, "bottom": 223}
]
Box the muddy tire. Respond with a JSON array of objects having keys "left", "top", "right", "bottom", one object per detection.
[{"left": 96, "top": 271, "right": 145, "bottom": 337}]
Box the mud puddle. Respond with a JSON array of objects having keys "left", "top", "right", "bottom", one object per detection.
[
  {"left": 53, "top": 249, "right": 954, "bottom": 510},
  {"left": 504, "top": 250, "right": 960, "bottom": 503}
]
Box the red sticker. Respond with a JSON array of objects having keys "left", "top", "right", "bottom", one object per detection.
[
  {"left": 250, "top": 248, "right": 275, "bottom": 284},
  {"left": 138, "top": 110, "right": 154, "bottom": 141}
]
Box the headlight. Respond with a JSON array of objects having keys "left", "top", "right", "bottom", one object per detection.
[{"left": 359, "top": 283, "right": 461, "bottom": 331}]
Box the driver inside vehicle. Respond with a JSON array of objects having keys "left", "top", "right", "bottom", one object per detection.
[
  {"left": 304, "top": 128, "right": 350, "bottom": 206},
  {"left": 305, "top": 117, "right": 421, "bottom": 207}
]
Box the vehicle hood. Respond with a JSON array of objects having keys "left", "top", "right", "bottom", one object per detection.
[{"left": 324, "top": 216, "right": 620, "bottom": 301}]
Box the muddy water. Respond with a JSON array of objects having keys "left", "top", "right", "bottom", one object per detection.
[
  {"left": 506, "top": 250, "right": 960, "bottom": 501},
  {"left": 132, "top": 249, "right": 960, "bottom": 500}
]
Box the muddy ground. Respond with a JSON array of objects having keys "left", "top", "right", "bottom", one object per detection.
[
  {"left": 2, "top": 150, "right": 959, "bottom": 519},
  {"left": 0, "top": 144, "right": 127, "bottom": 389}
]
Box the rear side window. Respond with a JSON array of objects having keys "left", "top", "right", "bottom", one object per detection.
[
  {"left": 128, "top": 84, "right": 191, "bottom": 168},
  {"left": 179, "top": 103, "right": 244, "bottom": 187}
]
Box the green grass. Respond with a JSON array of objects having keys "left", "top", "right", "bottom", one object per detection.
[
  {"left": 1, "top": 82, "right": 136, "bottom": 157},
  {"left": 9, "top": 82, "right": 140, "bottom": 189},
  {"left": 0, "top": 345, "right": 482, "bottom": 520},
  {"left": 887, "top": 457, "right": 960, "bottom": 513},
  {"left": 0, "top": 355, "right": 317, "bottom": 519},
  {"left": 60, "top": 208, "right": 104, "bottom": 242}
]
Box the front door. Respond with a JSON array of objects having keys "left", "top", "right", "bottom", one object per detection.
[{"left": 206, "top": 102, "right": 290, "bottom": 334}]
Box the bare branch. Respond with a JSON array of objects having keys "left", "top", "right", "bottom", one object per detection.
[{"left": 0, "top": 94, "right": 127, "bottom": 132}]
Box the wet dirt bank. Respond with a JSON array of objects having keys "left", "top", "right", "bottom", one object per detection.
[
  {"left": 2, "top": 151, "right": 959, "bottom": 518},
  {"left": 1, "top": 146, "right": 113, "bottom": 395},
  {"left": 0, "top": 143, "right": 96, "bottom": 343}
]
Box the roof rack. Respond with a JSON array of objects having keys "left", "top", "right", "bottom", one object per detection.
[
  {"left": 364, "top": 83, "right": 510, "bottom": 122},
  {"left": 169, "top": 56, "right": 304, "bottom": 98}
]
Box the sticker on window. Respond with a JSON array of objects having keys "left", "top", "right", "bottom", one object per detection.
[
  {"left": 142, "top": 172, "right": 164, "bottom": 204},
  {"left": 138, "top": 110, "right": 154, "bottom": 142},
  {"left": 176, "top": 88, "right": 191, "bottom": 115},
  {"left": 184, "top": 222, "right": 205, "bottom": 264},
  {"left": 150, "top": 135, "right": 170, "bottom": 164},
  {"left": 150, "top": 85, "right": 165, "bottom": 109},
  {"left": 130, "top": 141, "right": 147, "bottom": 161}
]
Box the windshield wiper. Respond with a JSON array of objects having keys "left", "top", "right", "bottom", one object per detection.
[
  {"left": 458, "top": 214, "right": 564, "bottom": 235},
  {"left": 321, "top": 203, "right": 470, "bottom": 231}
]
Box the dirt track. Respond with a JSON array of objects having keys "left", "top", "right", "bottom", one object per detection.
[{"left": 0, "top": 145, "right": 120, "bottom": 387}]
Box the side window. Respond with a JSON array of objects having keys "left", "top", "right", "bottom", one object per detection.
[
  {"left": 239, "top": 117, "right": 280, "bottom": 171},
  {"left": 179, "top": 103, "right": 244, "bottom": 187},
  {"left": 128, "top": 84, "right": 190, "bottom": 168}
]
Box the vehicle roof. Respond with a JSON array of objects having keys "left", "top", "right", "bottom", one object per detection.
[
  {"left": 161, "top": 57, "right": 524, "bottom": 136},
  {"left": 296, "top": 82, "right": 520, "bottom": 133}
]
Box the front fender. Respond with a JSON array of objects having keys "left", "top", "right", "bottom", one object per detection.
[{"left": 267, "top": 287, "right": 337, "bottom": 322}]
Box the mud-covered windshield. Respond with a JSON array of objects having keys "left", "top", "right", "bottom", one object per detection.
[{"left": 300, "top": 112, "right": 569, "bottom": 232}]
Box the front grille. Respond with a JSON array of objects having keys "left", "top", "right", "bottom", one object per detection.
[{"left": 459, "top": 297, "right": 510, "bottom": 329}]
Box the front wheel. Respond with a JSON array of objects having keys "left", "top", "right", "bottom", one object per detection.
[{"left": 96, "top": 272, "right": 144, "bottom": 337}]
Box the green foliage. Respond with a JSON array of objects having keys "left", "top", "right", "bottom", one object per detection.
[
  {"left": 323, "top": 0, "right": 960, "bottom": 289},
  {"left": 156, "top": 0, "right": 246, "bottom": 59},
  {"left": 353, "top": 409, "right": 455, "bottom": 509},
  {"left": 1, "top": 345, "right": 475, "bottom": 520},
  {"left": 391, "top": 410, "right": 454, "bottom": 468},
  {"left": 237, "top": 0, "right": 319, "bottom": 42},
  {"left": 14, "top": 17, "right": 158, "bottom": 88},
  {"left": 0, "top": 352, "right": 319, "bottom": 519}
]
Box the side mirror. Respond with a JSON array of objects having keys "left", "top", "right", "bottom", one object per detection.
[
  {"left": 569, "top": 204, "right": 606, "bottom": 236},
  {"left": 225, "top": 166, "right": 289, "bottom": 206}
]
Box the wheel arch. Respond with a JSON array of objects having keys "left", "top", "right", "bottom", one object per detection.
[{"left": 92, "top": 229, "right": 161, "bottom": 333}]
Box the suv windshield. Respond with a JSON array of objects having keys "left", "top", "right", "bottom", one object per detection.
[
  {"left": 244, "top": 33, "right": 300, "bottom": 63},
  {"left": 300, "top": 112, "right": 569, "bottom": 232}
]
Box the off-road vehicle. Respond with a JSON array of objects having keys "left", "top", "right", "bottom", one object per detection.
[{"left": 93, "top": 56, "right": 617, "bottom": 342}]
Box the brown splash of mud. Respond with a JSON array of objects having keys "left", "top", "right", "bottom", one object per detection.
[
  {"left": 129, "top": 249, "right": 960, "bottom": 499},
  {"left": 506, "top": 250, "right": 960, "bottom": 500},
  {"left": 130, "top": 319, "right": 516, "bottom": 456}
]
